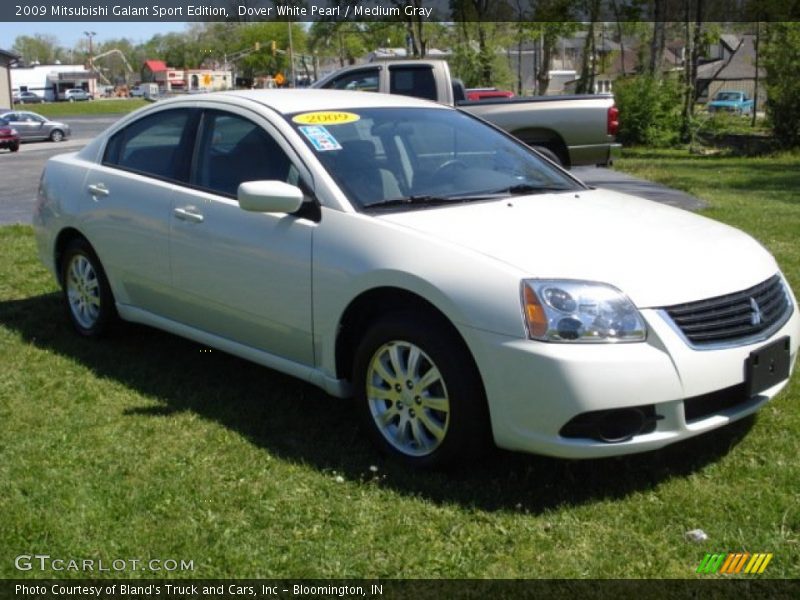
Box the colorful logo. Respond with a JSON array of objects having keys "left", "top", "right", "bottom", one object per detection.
[{"left": 696, "top": 552, "right": 773, "bottom": 575}]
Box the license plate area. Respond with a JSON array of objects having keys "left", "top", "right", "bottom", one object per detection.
[{"left": 746, "top": 336, "right": 791, "bottom": 397}]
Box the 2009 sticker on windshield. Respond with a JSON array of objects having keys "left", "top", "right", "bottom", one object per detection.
[
  {"left": 293, "top": 111, "right": 360, "bottom": 125},
  {"left": 298, "top": 125, "right": 342, "bottom": 152}
]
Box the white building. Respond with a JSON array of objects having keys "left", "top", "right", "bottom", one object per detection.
[
  {"left": 11, "top": 64, "right": 96, "bottom": 102},
  {"left": 185, "top": 69, "right": 233, "bottom": 92}
]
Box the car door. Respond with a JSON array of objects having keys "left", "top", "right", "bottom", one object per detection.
[
  {"left": 6, "top": 112, "right": 45, "bottom": 140},
  {"left": 82, "top": 107, "right": 198, "bottom": 313},
  {"left": 168, "top": 107, "right": 315, "bottom": 365}
]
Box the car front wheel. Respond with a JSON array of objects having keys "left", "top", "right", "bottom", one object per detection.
[
  {"left": 50, "top": 129, "right": 64, "bottom": 142},
  {"left": 60, "top": 239, "right": 117, "bottom": 337},
  {"left": 353, "top": 313, "right": 489, "bottom": 468}
]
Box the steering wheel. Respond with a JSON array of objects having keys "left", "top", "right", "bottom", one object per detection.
[{"left": 432, "top": 159, "right": 468, "bottom": 179}]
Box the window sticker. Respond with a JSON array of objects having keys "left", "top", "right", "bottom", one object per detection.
[
  {"left": 298, "top": 125, "right": 342, "bottom": 152},
  {"left": 292, "top": 111, "right": 361, "bottom": 125}
]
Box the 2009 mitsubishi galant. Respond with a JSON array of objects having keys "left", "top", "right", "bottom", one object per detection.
[{"left": 33, "top": 90, "right": 799, "bottom": 467}]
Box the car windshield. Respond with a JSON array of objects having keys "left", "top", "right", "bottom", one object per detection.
[
  {"left": 715, "top": 92, "right": 740, "bottom": 101},
  {"left": 287, "top": 107, "right": 581, "bottom": 210}
]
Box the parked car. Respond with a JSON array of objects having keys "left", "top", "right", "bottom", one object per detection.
[
  {"left": 0, "top": 117, "right": 20, "bottom": 152},
  {"left": 63, "top": 88, "right": 93, "bottom": 102},
  {"left": 0, "top": 111, "right": 70, "bottom": 142},
  {"left": 33, "top": 90, "right": 799, "bottom": 468},
  {"left": 13, "top": 91, "right": 44, "bottom": 105},
  {"left": 708, "top": 91, "right": 754, "bottom": 115}
]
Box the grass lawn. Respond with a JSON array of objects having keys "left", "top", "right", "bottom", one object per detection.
[
  {"left": 15, "top": 99, "right": 150, "bottom": 118},
  {"left": 1, "top": 151, "right": 799, "bottom": 579}
]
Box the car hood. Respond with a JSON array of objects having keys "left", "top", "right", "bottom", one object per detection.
[
  {"left": 376, "top": 188, "right": 778, "bottom": 308},
  {"left": 709, "top": 100, "right": 741, "bottom": 107}
]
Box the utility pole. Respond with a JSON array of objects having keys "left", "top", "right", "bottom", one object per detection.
[
  {"left": 84, "top": 31, "right": 96, "bottom": 71},
  {"left": 84, "top": 31, "right": 96, "bottom": 96},
  {"left": 288, "top": 21, "right": 296, "bottom": 87}
]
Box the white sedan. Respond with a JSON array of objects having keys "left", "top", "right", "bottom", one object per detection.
[{"left": 33, "top": 90, "right": 799, "bottom": 467}]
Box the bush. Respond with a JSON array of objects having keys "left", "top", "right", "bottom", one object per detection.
[
  {"left": 613, "top": 75, "right": 683, "bottom": 147},
  {"left": 764, "top": 23, "right": 800, "bottom": 148}
]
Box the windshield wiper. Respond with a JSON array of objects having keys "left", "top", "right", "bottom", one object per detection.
[
  {"left": 363, "top": 195, "right": 477, "bottom": 210},
  {"left": 490, "top": 183, "right": 574, "bottom": 195}
]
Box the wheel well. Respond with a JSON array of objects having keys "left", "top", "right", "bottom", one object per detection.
[
  {"left": 53, "top": 228, "right": 89, "bottom": 284},
  {"left": 512, "top": 128, "right": 570, "bottom": 168},
  {"left": 335, "top": 287, "right": 481, "bottom": 387}
]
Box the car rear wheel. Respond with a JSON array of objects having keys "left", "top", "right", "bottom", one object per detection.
[
  {"left": 60, "top": 239, "right": 117, "bottom": 337},
  {"left": 9, "top": 142, "right": 19, "bottom": 152},
  {"left": 353, "top": 313, "right": 489, "bottom": 468},
  {"left": 532, "top": 145, "right": 563, "bottom": 167},
  {"left": 50, "top": 129, "right": 64, "bottom": 142}
]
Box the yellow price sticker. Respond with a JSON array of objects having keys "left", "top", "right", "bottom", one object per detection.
[{"left": 292, "top": 111, "right": 361, "bottom": 125}]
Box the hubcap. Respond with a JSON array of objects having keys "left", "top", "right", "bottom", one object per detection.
[
  {"left": 66, "top": 254, "right": 100, "bottom": 329},
  {"left": 366, "top": 341, "right": 450, "bottom": 457}
]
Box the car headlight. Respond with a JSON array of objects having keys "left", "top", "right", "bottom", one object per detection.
[{"left": 521, "top": 279, "right": 647, "bottom": 343}]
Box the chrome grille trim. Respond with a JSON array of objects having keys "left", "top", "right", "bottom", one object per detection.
[{"left": 659, "top": 274, "right": 793, "bottom": 350}]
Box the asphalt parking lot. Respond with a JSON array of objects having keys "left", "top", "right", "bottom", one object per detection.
[{"left": 0, "top": 114, "right": 705, "bottom": 225}]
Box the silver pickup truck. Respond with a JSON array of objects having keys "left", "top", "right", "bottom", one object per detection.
[{"left": 313, "top": 59, "right": 621, "bottom": 167}]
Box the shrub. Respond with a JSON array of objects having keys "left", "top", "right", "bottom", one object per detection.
[
  {"left": 613, "top": 75, "right": 683, "bottom": 147},
  {"left": 763, "top": 23, "right": 800, "bottom": 148}
]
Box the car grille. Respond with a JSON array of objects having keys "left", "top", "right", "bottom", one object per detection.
[{"left": 662, "top": 274, "right": 792, "bottom": 347}]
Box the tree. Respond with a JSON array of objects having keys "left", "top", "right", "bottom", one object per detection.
[
  {"left": 12, "top": 34, "right": 66, "bottom": 65},
  {"left": 763, "top": 22, "right": 800, "bottom": 148}
]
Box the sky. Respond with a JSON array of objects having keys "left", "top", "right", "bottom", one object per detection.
[{"left": 1, "top": 22, "right": 190, "bottom": 52}]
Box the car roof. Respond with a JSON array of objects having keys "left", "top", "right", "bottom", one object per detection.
[{"left": 153, "top": 89, "right": 447, "bottom": 115}]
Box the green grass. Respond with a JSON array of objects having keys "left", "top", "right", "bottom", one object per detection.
[
  {"left": 15, "top": 99, "right": 150, "bottom": 118},
  {"left": 1, "top": 151, "right": 799, "bottom": 579}
]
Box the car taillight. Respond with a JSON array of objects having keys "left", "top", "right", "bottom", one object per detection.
[{"left": 607, "top": 105, "right": 619, "bottom": 136}]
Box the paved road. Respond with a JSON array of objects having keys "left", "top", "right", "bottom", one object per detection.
[
  {"left": 573, "top": 166, "right": 706, "bottom": 211},
  {"left": 0, "top": 115, "right": 118, "bottom": 224},
  {"left": 0, "top": 114, "right": 706, "bottom": 224}
]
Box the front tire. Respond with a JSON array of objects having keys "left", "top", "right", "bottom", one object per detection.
[
  {"left": 353, "top": 313, "right": 489, "bottom": 468},
  {"left": 60, "top": 239, "right": 117, "bottom": 337},
  {"left": 50, "top": 129, "right": 64, "bottom": 142},
  {"left": 9, "top": 142, "right": 19, "bottom": 152}
]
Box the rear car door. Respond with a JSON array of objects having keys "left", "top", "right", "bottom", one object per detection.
[{"left": 82, "top": 107, "right": 198, "bottom": 314}]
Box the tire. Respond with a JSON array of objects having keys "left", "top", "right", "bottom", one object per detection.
[
  {"left": 532, "top": 145, "right": 563, "bottom": 167},
  {"left": 9, "top": 142, "right": 19, "bottom": 152},
  {"left": 353, "top": 312, "right": 489, "bottom": 468},
  {"left": 60, "top": 238, "right": 118, "bottom": 338},
  {"left": 50, "top": 129, "right": 64, "bottom": 142}
]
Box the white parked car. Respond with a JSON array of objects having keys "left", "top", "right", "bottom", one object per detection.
[{"left": 33, "top": 90, "right": 799, "bottom": 467}]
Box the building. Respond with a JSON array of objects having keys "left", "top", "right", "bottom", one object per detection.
[
  {"left": 0, "top": 49, "right": 19, "bottom": 108},
  {"left": 10, "top": 63, "right": 96, "bottom": 102},
  {"left": 185, "top": 69, "right": 232, "bottom": 92},
  {"left": 696, "top": 35, "right": 765, "bottom": 103}
]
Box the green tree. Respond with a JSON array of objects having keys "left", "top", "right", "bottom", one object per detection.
[
  {"left": 12, "top": 34, "right": 66, "bottom": 65},
  {"left": 763, "top": 22, "right": 800, "bottom": 147}
]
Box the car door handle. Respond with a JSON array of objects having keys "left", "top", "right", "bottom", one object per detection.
[
  {"left": 87, "top": 183, "right": 109, "bottom": 197},
  {"left": 173, "top": 206, "right": 204, "bottom": 223}
]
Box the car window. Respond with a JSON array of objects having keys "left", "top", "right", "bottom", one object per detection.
[
  {"left": 288, "top": 107, "right": 580, "bottom": 209},
  {"left": 321, "top": 69, "right": 379, "bottom": 92},
  {"left": 389, "top": 66, "right": 437, "bottom": 101},
  {"left": 103, "top": 109, "right": 195, "bottom": 182},
  {"left": 193, "top": 110, "right": 296, "bottom": 197}
]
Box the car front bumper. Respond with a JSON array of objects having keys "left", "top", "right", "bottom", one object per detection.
[{"left": 464, "top": 301, "right": 799, "bottom": 459}]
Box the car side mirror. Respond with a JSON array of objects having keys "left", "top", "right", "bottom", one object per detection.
[{"left": 237, "top": 181, "right": 304, "bottom": 214}]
